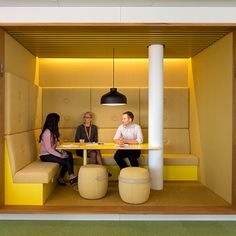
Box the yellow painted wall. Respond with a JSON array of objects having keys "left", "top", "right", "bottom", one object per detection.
[
  {"left": 39, "top": 58, "right": 189, "bottom": 87},
  {"left": 4, "top": 143, "right": 44, "bottom": 205},
  {"left": 4, "top": 33, "right": 36, "bottom": 82},
  {"left": 4, "top": 33, "right": 45, "bottom": 205},
  {"left": 164, "top": 59, "right": 189, "bottom": 87},
  {"left": 189, "top": 33, "right": 233, "bottom": 203},
  {"left": 4, "top": 33, "right": 41, "bottom": 132},
  {"left": 34, "top": 57, "right": 40, "bottom": 86}
]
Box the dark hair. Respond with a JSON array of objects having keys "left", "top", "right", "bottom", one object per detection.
[
  {"left": 123, "top": 111, "right": 134, "bottom": 121},
  {"left": 39, "top": 113, "right": 60, "bottom": 143}
]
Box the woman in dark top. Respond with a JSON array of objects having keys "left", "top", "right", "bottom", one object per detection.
[{"left": 75, "top": 112, "right": 102, "bottom": 164}]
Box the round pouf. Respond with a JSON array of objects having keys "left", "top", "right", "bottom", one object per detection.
[
  {"left": 119, "top": 167, "right": 150, "bottom": 204},
  {"left": 78, "top": 164, "right": 108, "bottom": 199}
]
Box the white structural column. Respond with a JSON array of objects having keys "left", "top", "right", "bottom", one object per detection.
[{"left": 148, "top": 44, "right": 164, "bottom": 190}]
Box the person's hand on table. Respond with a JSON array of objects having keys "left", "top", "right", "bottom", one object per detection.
[
  {"left": 118, "top": 139, "right": 124, "bottom": 145},
  {"left": 61, "top": 151, "right": 68, "bottom": 159}
]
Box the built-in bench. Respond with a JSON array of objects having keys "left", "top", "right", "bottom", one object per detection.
[
  {"left": 5, "top": 131, "right": 60, "bottom": 205},
  {"left": 4, "top": 73, "right": 62, "bottom": 205},
  {"left": 5, "top": 130, "right": 198, "bottom": 206}
]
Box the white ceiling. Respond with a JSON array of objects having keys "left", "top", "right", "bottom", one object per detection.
[{"left": 0, "top": 0, "right": 236, "bottom": 7}]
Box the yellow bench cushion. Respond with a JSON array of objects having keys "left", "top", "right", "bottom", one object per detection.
[
  {"left": 14, "top": 160, "right": 59, "bottom": 183},
  {"left": 6, "top": 131, "right": 60, "bottom": 183}
]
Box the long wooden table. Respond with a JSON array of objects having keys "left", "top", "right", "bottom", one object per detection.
[{"left": 57, "top": 142, "right": 160, "bottom": 165}]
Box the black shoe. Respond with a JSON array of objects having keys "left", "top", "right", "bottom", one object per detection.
[
  {"left": 108, "top": 172, "right": 112, "bottom": 177},
  {"left": 57, "top": 178, "right": 67, "bottom": 186},
  {"left": 69, "top": 176, "right": 78, "bottom": 185}
]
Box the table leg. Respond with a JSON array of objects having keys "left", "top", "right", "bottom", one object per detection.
[{"left": 83, "top": 149, "right": 87, "bottom": 165}]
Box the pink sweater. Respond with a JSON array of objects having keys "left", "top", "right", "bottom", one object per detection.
[{"left": 39, "top": 129, "right": 62, "bottom": 158}]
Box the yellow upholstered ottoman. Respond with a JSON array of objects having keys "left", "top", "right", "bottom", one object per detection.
[
  {"left": 78, "top": 164, "right": 108, "bottom": 199},
  {"left": 119, "top": 167, "right": 150, "bottom": 204}
]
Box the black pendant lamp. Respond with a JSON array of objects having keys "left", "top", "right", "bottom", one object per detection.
[{"left": 100, "top": 48, "right": 127, "bottom": 106}]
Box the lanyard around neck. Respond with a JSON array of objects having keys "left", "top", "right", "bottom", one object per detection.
[{"left": 83, "top": 124, "right": 91, "bottom": 142}]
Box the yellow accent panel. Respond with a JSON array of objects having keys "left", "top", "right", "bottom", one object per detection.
[
  {"left": 190, "top": 33, "right": 233, "bottom": 203},
  {"left": 105, "top": 165, "right": 198, "bottom": 181},
  {"left": 113, "top": 59, "right": 147, "bottom": 88},
  {"left": 35, "top": 57, "right": 40, "bottom": 86},
  {"left": 164, "top": 166, "right": 198, "bottom": 181},
  {"left": 164, "top": 59, "right": 189, "bottom": 87},
  {"left": 43, "top": 182, "right": 57, "bottom": 204},
  {"left": 4, "top": 142, "right": 54, "bottom": 205},
  {"left": 5, "top": 145, "right": 43, "bottom": 205},
  {"left": 39, "top": 58, "right": 188, "bottom": 88},
  {"left": 39, "top": 58, "right": 149, "bottom": 88},
  {"left": 39, "top": 58, "right": 113, "bottom": 87}
]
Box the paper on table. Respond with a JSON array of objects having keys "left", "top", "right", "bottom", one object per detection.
[
  {"left": 60, "top": 144, "right": 76, "bottom": 147},
  {"left": 85, "top": 142, "right": 97, "bottom": 146},
  {"left": 116, "top": 144, "right": 129, "bottom": 147}
]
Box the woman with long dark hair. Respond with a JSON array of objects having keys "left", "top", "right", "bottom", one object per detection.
[{"left": 39, "top": 113, "right": 77, "bottom": 186}]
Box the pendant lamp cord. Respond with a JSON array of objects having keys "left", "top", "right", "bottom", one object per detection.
[{"left": 113, "top": 48, "right": 114, "bottom": 88}]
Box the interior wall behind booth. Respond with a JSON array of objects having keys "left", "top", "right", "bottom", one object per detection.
[
  {"left": 39, "top": 58, "right": 190, "bottom": 150},
  {"left": 39, "top": 58, "right": 189, "bottom": 88},
  {"left": 189, "top": 33, "right": 233, "bottom": 203}
]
